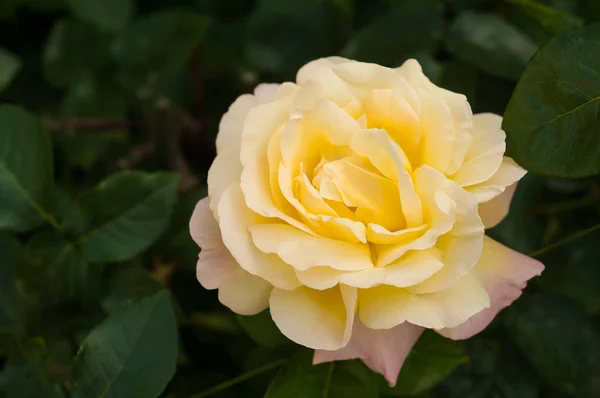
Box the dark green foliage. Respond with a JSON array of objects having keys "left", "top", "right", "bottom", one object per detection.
[{"left": 1, "top": 0, "right": 600, "bottom": 397}]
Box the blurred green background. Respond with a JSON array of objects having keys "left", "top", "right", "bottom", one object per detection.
[{"left": 1, "top": 0, "right": 600, "bottom": 397}]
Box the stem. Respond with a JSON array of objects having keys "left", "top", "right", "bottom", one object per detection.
[
  {"left": 529, "top": 222, "right": 600, "bottom": 258},
  {"left": 189, "top": 358, "right": 287, "bottom": 398}
]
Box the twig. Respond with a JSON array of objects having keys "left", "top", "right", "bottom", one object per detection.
[
  {"left": 189, "top": 358, "right": 288, "bottom": 398},
  {"left": 117, "top": 142, "right": 156, "bottom": 170},
  {"left": 165, "top": 109, "right": 198, "bottom": 193},
  {"left": 43, "top": 118, "right": 133, "bottom": 132},
  {"left": 529, "top": 222, "right": 600, "bottom": 258}
]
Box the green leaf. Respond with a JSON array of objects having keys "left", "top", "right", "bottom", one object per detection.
[
  {"left": 379, "top": 331, "right": 468, "bottom": 396},
  {"left": 2, "top": 356, "right": 66, "bottom": 398},
  {"left": 52, "top": 187, "right": 88, "bottom": 236},
  {"left": 20, "top": 234, "right": 98, "bottom": 305},
  {"left": 0, "top": 46, "right": 21, "bottom": 93},
  {"left": 265, "top": 351, "right": 378, "bottom": 398},
  {"left": 494, "top": 349, "right": 541, "bottom": 398},
  {"left": 506, "top": 0, "right": 583, "bottom": 34},
  {"left": 503, "top": 22, "right": 600, "bottom": 178},
  {"left": 79, "top": 171, "right": 180, "bottom": 263},
  {"left": 0, "top": 235, "right": 27, "bottom": 339},
  {"left": 43, "top": 19, "right": 111, "bottom": 88},
  {"left": 66, "top": 0, "right": 134, "bottom": 33},
  {"left": 101, "top": 266, "right": 165, "bottom": 313},
  {"left": 71, "top": 291, "right": 178, "bottom": 398},
  {"left": 342, "top": 0, "right": 443, "bottom": 67},
  {"left": 432, "top": 337, "right": 540, "bottom": 398},
  {"left": 0, "top": 106, "right": 55, "bottom": 232},
  {"left": 53, "top": 78, "right": 128, "bottom": 170},
  {"left": 446, "top": 11, "right": 538, "bottom": 81},
  {"left": 111, "top": 10, "right": 208, "bottom": 92},
  {"left": 246, "top": 0, "right": 350, "bottom": 76},
  {"left": 505, "top": 293, "right": 600, "bottom": 397},
  {"left": 237, "top": 310, "right": 289, "bottom": 348}
]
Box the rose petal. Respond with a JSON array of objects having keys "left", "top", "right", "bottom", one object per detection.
[
  {"left": 359, "top": 273, "right": 490, "bottom": 330},
  {"left": 241, "top": 155, "right": 316, "bottom": 235},
  {"left": 296, "top": 56, "right": 350, "bottom": 85},
  {"left": 375, "top": 166, "right": 454, "bottom": 267},
  {"left": 437, "top": 236, "right": 543, "bottom": 340},
  {"left": 216, "top": 94, "right": 257, "bottom": 154},
  {"left": 313, "top": 319, "right": 424, "bottom": 387},
  {"left": 339, "top": 249, "right": 444, "bottom": 289},
  {"left": 189, "top": 198, "right": 272, "bottom": 314},
  {"left": 254, "top": 83, "right": 280, "bottom": 103},
  {"left": 270, "top": 285, "right": 356, "bottom": 350},
  {"left": 396, "top": 58, "right": 474, "bottom": 175},
  {"left": 451, "top": 113, "right": 506, "bottom": 187},
  {"left": 218, "top": 268, "right": 272, "bottom": 315},
  {"left": 467, "top": 157, "right": 527, "bottom": 203},
  {"left": 218, "top": 185, "right": 300, "bottom": 290},
  {"left": 248, "top": 223, "right": 373, "bottom": 271},
  {"left": 240, "top": 83, "right": 298, "bottom": 166},
  {"left": 407, "top": 177, "right": 484, "bottom": 294},
  {"left": 478, "top": 182, "right": 518, "bottom": 229},
  {"left": 190, "top": 197, "right": 237, "bottom": 289},
  {"left": 207, "top": 147, "right": 242, "bottom": 220}
]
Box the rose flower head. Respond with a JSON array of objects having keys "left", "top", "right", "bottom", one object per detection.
[{"left": 189, "top": 57, "right": 544, "bottom": 386}]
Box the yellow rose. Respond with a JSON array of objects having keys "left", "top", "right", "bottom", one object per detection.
[{"left": 190, "top": 57, "right": 544, "bottom": 385}]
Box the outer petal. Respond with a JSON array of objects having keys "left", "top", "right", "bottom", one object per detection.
[
  {"left": 296, "top": 56, "right": 350, "bottom": 85},
  {"left": 207, "top": 147, "right": 242, "bottom": 219},
  {"left": 240, "top": 83, "right": 298, "bottom": 166},
  {"left": 467, "top": 157, "right": 527, "bottom": 203},
  {"left": 219, "top": 269, "right": 272, "bottom": 315},
  {"left": 216, "top": 94, "right": 257, "bottom": 154},
  {"left": 190, "top": 197, "right": 237, "bottom": 289},
  {"left": 254, "top": 83, "right": 280, "bottom": 103},
  {"left": 397, "top": 58, "right": 474, "bottom": 175},
  {"left": 359, "top": 273, "right": 490, "bottom": 330},
  {"left": 451, "top": 113, "right": 505, "bottom": 187},
  {"left": 407, "top": 178, "right": 484, "bottom": 294},
  {"left": 313, "top": 319, "right": 424, "bottom": 387},
  {"left": 218, "top": 185, "right": 300, "bottom": 290},
  {"left": 478, "top": 182, "right": 518, "bottom": 229},
  {"left": 216, "top": 83, "right": 280, "bottom": 154},
  {"left": 189, "top": 197, "right": 272, "bottom": 315},
  {"left": 270, "top": 285, "right": 357, "bottom": 350},
  {"left": 437, "top": 236, "right": 544, "bottom": 340}
]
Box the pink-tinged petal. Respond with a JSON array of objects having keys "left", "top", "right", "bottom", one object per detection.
[
  {"left": 190, "top": 197, "right": 237, "bottom": 289},
  {"left": 314, "top": 320, "right": 423, "bottom": 387},
  {"left": 190, "top": 197, "right": 272, "bottom": 314},
  {"left": 478, "top": 182, "right": 517, "bottom": 229},
  {"left": 437, "top": 236, "right": 544, "bottom": 340}
]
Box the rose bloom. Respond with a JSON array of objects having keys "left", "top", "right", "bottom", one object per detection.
[{"left": 190, "top": 57, "right": 544, "bottom": 385}]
